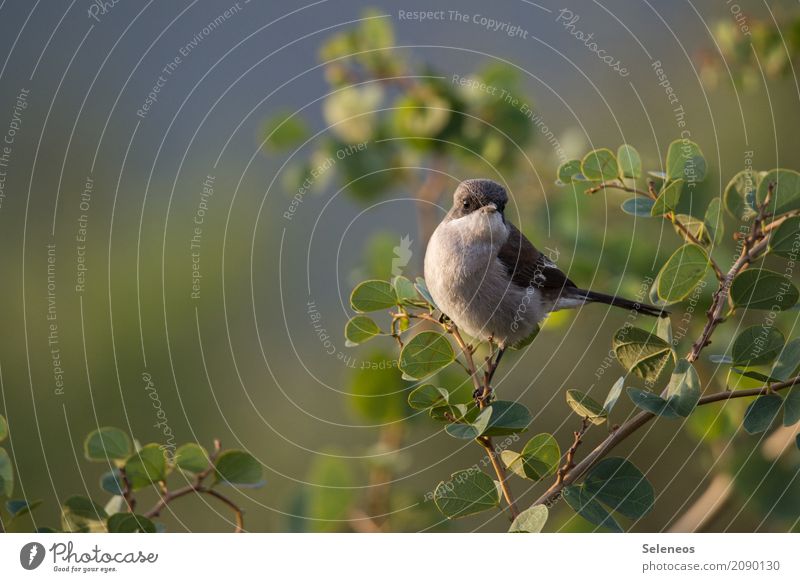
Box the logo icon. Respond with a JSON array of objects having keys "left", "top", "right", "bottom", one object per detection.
[
  {"left": 391, "top": 234, "right": 413, "bottom": 276},
  {"left": 20, "top": 542, "right": 45, "bottom": 570}
]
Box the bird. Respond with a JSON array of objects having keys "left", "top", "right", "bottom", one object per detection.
[{"left": 423, "top": 178, "right": 667, "bottom": 377}]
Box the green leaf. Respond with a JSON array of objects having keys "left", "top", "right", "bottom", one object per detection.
[
  {"left": 260, "top": 111, "right": 309, "bottom": 151},
  {"left": 100, "top": 470, "right": 124, "bottom": 495},
  {"left": 724, "top": 169, "right": 758, "bottom": 219},
  {"left": 214, "top": 450, "right": 264, "bottom": 486},
  {"left": 650, "top": 179, "right": 684, "bottom": 216},
  {"left": 414, "top": 277, "right": 437, "bottom": 309},
  {"left": 433, "top": 470, "right": 500, "bottom": 519},
  {"left": 621, "top": 197, "right": 654, "bottom": 217},
  {"left": 562, "top": 485, "right": 622, "bottom": 532},
  {"left": 429, "top": 403, "right": 468, "bottom": 423},
  {"left": 344, "top": 315, "right": 382, "bottom": 347},
  {"left": 107, "top": 513, "right": 156, "bottom": 533},
  {"left": 783, "top": 389, "right": 800, "bottom": 426},
  {"left": 627, "top": 387, "right": 679, "bottom": 418},
  {"left": 124, "top": 444, "right": 168, "bottom": 490},
  {"left": 617, "top": 144, "right": 642, "bottom": 178},
  {"left": 769, "top": 216, "right": 800, "bottom": 258},
  {"left": 665, "top": 359, "right": 701, "bottom": 416},
  {"left": 656, "top": 243, "right": 709, "bottom": 302},
  {"left": 0, "top": 448, "right": 13, "bottom": 497},
  {"left": 730, "top": 269, "right": 799, "bottom": 311},
  {"left": 666, "top": 139, "right": 706, "bottom": 182},
  {"left": 731, "top": 368, "right": 783, "bottom": 383},
  {"left": 350, "top": 279, "right": 397, "bottom": 312},
  {"left": 399, "top": 331, "right": 455, "bottom": 379},
  {"left": 704, "top": 197, "right": 724, "bottom": 245},
  {"left": 502, "top": 433, "right": 561, "bottom": 480},
  {"left": 566, "top": 390, "right": 607, "bottom": 424},
  {"left": 6, "top": 498, "right": 42, "bottom": 519},
  {"left": 731, "top": 325, "right": 785, "bottom": 366},
  {"left": 582, "top": 148, "right": 618, "bottom": 181},
  {"left": 743, "top": 394, "right": 783, "bottom": 434},
  {"left": 84, "top": 427, "right": 132, "bottom": 462},
  {"left": 0, "top": 415, "right": 6, "bottom": 442},
  {"left": 175, "top": 443, "right": 209, "bottom": 473},
  {"left": 392, "top": 276, "right": 419, "bottom": 302},
  {"left": 407, "top": 385, "right": 449, "bottom": 410},
  {"left": 509, "top": 504, "right": 549, "bottom": 533},
  {"left": 757, "top": 169, "right": 800, "bottom": 214},
  {"left": 772, "top": 338, "right": 800, "bottom": 381},
  {"left": 445, "top": 407, "right": 492, "bottom": 440},
  {"left": 657, "top": 317, "right": 673, "bottom": 345},
  {"left": 673, "top": 214, "right": 711, "bottom": 245},
  {"left": 613, "top": 326, "right": 674, "bottom": 382},
  {"left": 483, "top": 400, "right": 532, "bottom": 435},
  {"left": 603, "top": 377, "right": 626, "bottom": 414},
  {"left": 557, "top": 159, "right": 583, "bottom": 184},
  {"left": 584, "top": 457, "right": 655, "bottom": 519},
  {"left": 61, "top": 496, "right": 107, "bottom": 532}
]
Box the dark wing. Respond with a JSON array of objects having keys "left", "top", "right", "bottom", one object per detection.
[{"left": 497, "top": 223, "right": 577, "bottom": 292}]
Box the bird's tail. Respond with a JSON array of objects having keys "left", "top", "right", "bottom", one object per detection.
[{"left": 573, "top": 289, "right": 669, "bottom": 318}]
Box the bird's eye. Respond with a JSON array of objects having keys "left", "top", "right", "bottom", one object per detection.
[{"left": 462, "top": 199, "right": 470, "bottom": 209}]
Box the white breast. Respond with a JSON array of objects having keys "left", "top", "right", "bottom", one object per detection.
[{"left": 423, "top": 212, "right": 546, "bottom": 346}]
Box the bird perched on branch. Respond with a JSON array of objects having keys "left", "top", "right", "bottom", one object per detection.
[{"left": 424, "top": 179, "right": 667, "bottom": 372}]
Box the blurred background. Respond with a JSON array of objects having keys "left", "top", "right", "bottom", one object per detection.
[{"left": 0, "top": 0, "right": 799, "bottom": 532}]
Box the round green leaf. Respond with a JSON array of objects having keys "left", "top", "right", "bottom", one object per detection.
[
  {"left": 621, "top": 197, "right": 654, "bottom": 217},
  {"left": 414, "top": 277, "right": 437, "bottom": 309},
  {"left": 84, "top": 427, "right": 132, "bottom": 462},
  {"left": 503, "top": 433, "right": 560, "bottom": 480},
  {"left": 783, "top": 389, "right": 800, "bottom": 427},
  {"left": 757, "top": 168, "right": 800, "bottom": 214},
  {"left": 509, "top": 504, "right": 548, "bottom": 533},
  {"left": 771, "top": 338, "right": 800, "bottom": 381},
  {"left": 743, "top": 394, "right": 783, "bottom": 434},
  {"left": 657, "top": 244, "right": 709, "bottom": 302},
  {"left": 61, "top": 496, "right": 107, "bottom": 532},
  {"left": 617, "top": 144, "right": 642, "bottom": 179},
  {"left": 6, "top": 498, "right": 42, "bottom": 519},
  {"left": 650, "top": 179, "right": 684, "bottom": 216},
  {"left": 483, "top": 400, "right": 532, "bottom": 435},
  {"left": 730, "top": 269, "right": 799, "bottom": 311},
  {"left": 581, "top": 148, "right": 618, "bottom": 181},
  {"left": 407, "top": 385, "right": 449, "bottom": 410},
  {"left": 350, "top": 280, "right": 397, "bottom": 312},
  {"left": 0, "top": 415, "right": 7, "bottom": 442},
  {"left": 665, "top": 359, "right": 701, "bottom": 417},
  {"left": 445, "top": 407, "right": 492, "bottom": 440},
  {"left": 704, "top": 197, "right": 724, "bottom": 245},
  {"left": 175, "top": 443, "right": 209, "bottom": 473},
  {"left": 392, "top": 275, "right": 419, "bottom": 303},
  {"left": 584, "top": 457, "right": 655, "bottom": 519},
  {"left": 627, "top": 387, "right": 679, "bottom": 418},
  {"left": 0, "top": 448, "right": 13, "bottom": 497},
  {"left": 724, "top": 169, "right": 758, "bottom": 219},
  {"left": 215, "top": 450, "right": 264, "bottom": 486},
  {"left": 107, "top": 513, "right": 156, "bottom": 533},
  {"left": 613, "top": 327, "right": 674, "bottom": 382},
  {"left": 769, "top": 216, "right": 800, "bottom": 258},
  {"left": 433, "top": 469, "right": 500, "bottom": 519},
  {"left": 603, "top": 377, "right": 626, "bottom": 414},
  {"left": 124, "top": 444, "right": 168, "bottom": 490},
  {"left": 100, "top": 470, "right": 124, "bottom": 495},
  {"left": 399, "top": 331, "right": 455, "bottom": 379},
  {"left": 260, "top": 111, "right": 309, "bottom": 151},
  {"left": 557, "top": 159, "right": 583, "bottom": 184},
  {"left": 666, "top": 139, "right": 706, "bottom": 182},
  {"left": 732, "top": 325, "right": 785, "bottom": 366},
  {"left": 562, "top": 485, "right": 622, "bottom": 532},
  {"left": 344, "top": 315, "right": 382, "bottom": 347},
  {"left": 566, "top": 390, "right": 607, "bottom": 424}
]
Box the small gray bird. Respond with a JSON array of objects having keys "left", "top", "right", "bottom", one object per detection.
[{"left": 424, "top": 179, "right": 666, "bottom": 369}]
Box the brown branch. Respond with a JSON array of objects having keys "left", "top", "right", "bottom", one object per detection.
[
  {"left": 479, "top": 436, "right": 519, "bottom": 519},
  {"left": 142, "top": 439, "right": 245, "bottom": 533},
  {"left": 556, "top": 418, "right": 590, "bottom": 486},
  {"left": 533, "top": 373, "right": 800, "bottom": 507}
]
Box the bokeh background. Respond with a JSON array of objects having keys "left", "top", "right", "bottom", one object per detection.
[{"left": 0, "top": 0, "right": 799, "bottom": 532}]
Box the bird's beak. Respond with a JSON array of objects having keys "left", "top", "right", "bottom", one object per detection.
[{"left": 482, "top": 203, "right": 497, "bottom": 214}]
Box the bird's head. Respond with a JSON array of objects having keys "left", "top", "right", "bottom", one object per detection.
[{"left": 448, "top": 179, "right": 508, "bottom": 220}]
